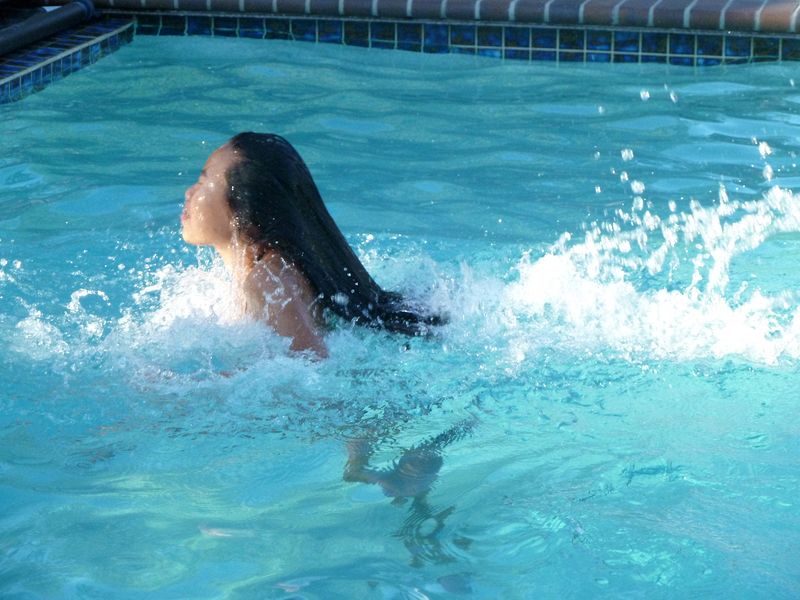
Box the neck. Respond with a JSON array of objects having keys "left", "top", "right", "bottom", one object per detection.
[{"left": 214, "top": 239, "right": 258, "bottom": 281}]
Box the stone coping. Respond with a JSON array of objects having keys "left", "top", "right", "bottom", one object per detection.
[{"left": 39, "top": 0, "right": 800, "bottom": 35}]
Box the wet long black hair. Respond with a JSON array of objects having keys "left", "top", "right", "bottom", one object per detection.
[{"left": 225, "top": 132, "right": 443, "bottom": 336}]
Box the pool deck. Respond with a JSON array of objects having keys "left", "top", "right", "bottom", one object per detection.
[{"left": 1, "top": 0, "right": 800, "bottom": 104}]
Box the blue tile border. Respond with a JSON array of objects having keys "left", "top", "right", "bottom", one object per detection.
[
  {"left": 104, "top": 11, "right": 800, "bottom": 66},
  {"left": 0, "top": 19, "right": 134, "bottom": 105}
]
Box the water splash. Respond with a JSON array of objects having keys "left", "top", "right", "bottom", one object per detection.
[
  {"left": 8, "top": 187, "right": 800, "bottom": 378},
  {"left": 97, "top": 186, "right": 800, "bottom": 368},
  {"left": 103, "top": 260, "right": 294, "bottom": 384},
  {"left": 494, "top": 186, "right": 800, "bottom": 365},
  {"left": 12, "top": 306, "right": 70, "bottom": 361}
]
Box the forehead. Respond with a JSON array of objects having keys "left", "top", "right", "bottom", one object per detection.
[{"left": 203, "top": 144, "right": 236, "bottom": 175}]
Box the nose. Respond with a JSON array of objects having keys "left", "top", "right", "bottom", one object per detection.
[{"left": 184, "top": 182, "right": 197, "bottom": 203}]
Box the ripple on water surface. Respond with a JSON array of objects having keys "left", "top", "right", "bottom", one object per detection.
[{"left": 1, "top": 38, "right": 800, "bottom": 598}]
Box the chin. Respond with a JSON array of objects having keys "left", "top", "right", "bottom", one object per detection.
[{"left": 181, "top": 227, "right": 197, "bottom": 245}]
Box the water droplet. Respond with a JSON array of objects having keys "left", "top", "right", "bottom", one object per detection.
[
  {"left": 639, "top": 89, "right": 650, "bottom": 101},
  {"left": 621, "top": 148, "right": 634, "bottom": 161},
  {"left": 630, "top": 180, "right": 645, "bottom": 194}
]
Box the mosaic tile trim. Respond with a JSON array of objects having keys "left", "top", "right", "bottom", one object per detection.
[
  {"left": 43, "top": 0, "right": 800, "bottom": 35},
  {"left": 105, "top": 11, "right": 800, "bottom": 65},
  {"left": 0, "top": 19, "right": 134, "bottom": 105}
]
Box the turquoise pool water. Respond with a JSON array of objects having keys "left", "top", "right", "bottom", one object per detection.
[{"left": 2, "top": 37, "right": 800, "bottom": 597}]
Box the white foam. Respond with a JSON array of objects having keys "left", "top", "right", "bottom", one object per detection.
[
  {"left": 494, "top": 186, "right": 800, "bottom": 365},
  {"left": 12, "top": 308, "right": 69, "bottom": 361},
  {"left": 102, "top": 259, "right": 291, "bottom": 380}
]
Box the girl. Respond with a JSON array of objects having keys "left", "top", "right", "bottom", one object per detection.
[{"left": 181, "top": 132, "right": 443, "bottom": 357}]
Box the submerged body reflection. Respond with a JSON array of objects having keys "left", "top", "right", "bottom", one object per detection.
[{"left": 344, "top": 418, "right": 477, "bottom": 567}]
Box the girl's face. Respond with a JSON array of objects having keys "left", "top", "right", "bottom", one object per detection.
[{"left": 181, "top": 145, "right": 237, "bottom": 247}]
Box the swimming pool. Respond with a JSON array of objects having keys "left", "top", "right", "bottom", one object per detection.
[{"left": 2, "top": 36, "right": 799, "bottom": 597}]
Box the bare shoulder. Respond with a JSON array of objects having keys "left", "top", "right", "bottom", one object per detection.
[
  {"left": 242, "top": 251, "right": 294, "bottom": 297},
  {"left": 241, "top": 250, "right": 328, "bottom": 357}
]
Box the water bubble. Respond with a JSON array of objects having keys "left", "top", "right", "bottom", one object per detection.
[
  {"left": 639, "top": 89, "right": 650, "bottom": 101},
  {"left": 669, "top": 91, "right": 678, "bottom": 103},
  {"left": 621, "top": 148, "right": 634, "bottom": 161},
  {"left": 12, "top": 260, "right": 21, "bottom": 270},
  {"left": 117, "top": 264, "right": 126, "bottom": 271},
  {"left": 632, "top": 196, "right": 644, "bottom": 211},
  {"left": 668, "top": 200, "right": 677, "bottom": 212},
  {"left": 619, "top": 171, "right": 629, "bottom": 183},
  {"left": 630, "top": 180, "right": 645, "bottom": 194},
  {"left": 332, "top": 292, "right": 349, "bottom": 306},
  {"left": 595, "top": 186, "right": 603, "bottom": 194},
  {"left": 763, "top": 164, "right": 774, "bottom": 182},
  {"left": 593, "top": 151, "right": 601, "bottom": 160},
  {"left": 758, "top": 141, "right": 773, "bottom": 158},
  {"left": 0, "top": 258, "right": 7, "bottom": 267},
  {"left": 597, "top": 105, "right": 605, "bottom": 114}
]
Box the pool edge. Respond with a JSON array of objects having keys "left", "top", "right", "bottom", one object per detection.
[{"left": 0, "top": 19, "right": 134, "bottom": 105}]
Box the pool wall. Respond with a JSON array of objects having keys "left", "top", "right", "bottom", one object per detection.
[
  {"left": 2, "top": 0, "right": 800, "bottom": 104},
  {"left": 70, "top": 0, "right": 800, "bottom": 67},
  {"left": 107, "top": 11, "right": 800, "bottom": 65}
]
